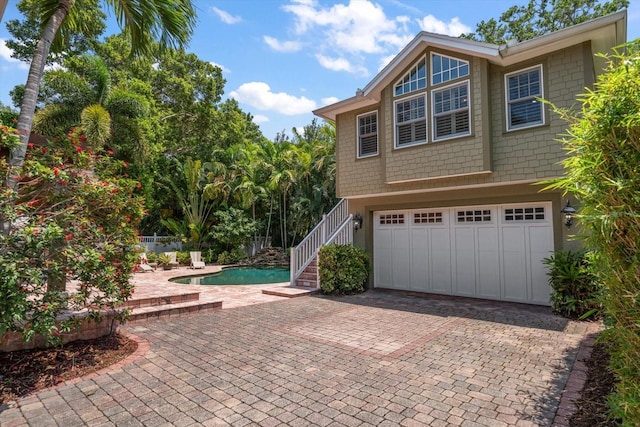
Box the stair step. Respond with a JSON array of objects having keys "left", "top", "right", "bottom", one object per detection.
[
  {"left": 123, "top": 292, "right": 200, "bottom": 309},
  {"left": 295, "top": 278, "right": 318, "bottom": 288},
  {"left": 298, "top": 272, "right": 317, "bottom": 280},
  {"left": 128, "top": 300, "right": 222, "bottom": 323},
  {"left": 262, "top": 287, "right": 319, "bottom": 298}
]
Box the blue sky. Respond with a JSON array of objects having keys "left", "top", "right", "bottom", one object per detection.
[{"left": 1, "top": 0, "right": 639, "bottom": 140}]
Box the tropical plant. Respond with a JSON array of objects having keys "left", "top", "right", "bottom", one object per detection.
[
  {"left": 545, "top": 45, "right": 640, "bottom": 425},
  {"left": 542, "top": 250, "right": 601, "bottom": 318},
  {"left": 6, "top": 0, "right": 196, "bottom": 193},
  {"left": 209, "top": 207, "right": 257, "bottom": 254},
  {"left": 0, "top": 125, "right": 144, "bottom": 345},
  {"left": 156, "top": 253, "right": 172, "bottom": 269}
]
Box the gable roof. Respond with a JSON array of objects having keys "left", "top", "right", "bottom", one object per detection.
[{"left": 314, "top": 10, "right": 627, "bottom": 121}]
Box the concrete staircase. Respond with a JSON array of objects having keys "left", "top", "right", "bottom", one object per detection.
[{"left": 123, "top": 291, "right": 222, "bottom": 323}]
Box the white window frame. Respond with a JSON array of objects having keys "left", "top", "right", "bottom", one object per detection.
[
  {"left": 356, "top": 111, "right": 378, "bottom": 158},
  {"left": 431, "top": 53, "right": 470, "bottom": 86},
  {"left": 505, "top": 64, "right": 544, "bottom": 131},
  {"left": 431, "top": 80, "right": 471, "bottom": 142},
  {"left": 394, "top": 94, "right": 428, "bottom": 149},
  {"left": 394, "top": 55, "right": 427, "bottom": 97}
]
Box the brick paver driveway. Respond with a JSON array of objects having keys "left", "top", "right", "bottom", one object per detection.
[{"left": 1, "top": 291, "right": 597, "bottom": 426}]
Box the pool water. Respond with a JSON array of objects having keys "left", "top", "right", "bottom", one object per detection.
[{"left": 171, "top": 265, "right": 290, "bottom": 285}]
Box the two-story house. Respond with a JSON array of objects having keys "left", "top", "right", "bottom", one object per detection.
[{"left": 312, "top": 11, "right": 627, "bottom": 306}]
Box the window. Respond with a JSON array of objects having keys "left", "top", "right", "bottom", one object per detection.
[
  {"left": 414, "top": 212, "right": 443, "bottom": 224},
  {"left": 457, "top": 209, "right": 492, "bottom": 223},
  {"left": 357, "top": 111, "right": 378, "bottom": 158},
  {"left": 504, "top": 207, "right": 545, "bottom": 221},
  {"left": 432, "top": 53, "right": 469, "bottom": 86},
  {"left": 380, "top": 214, "right": 405, "bottom": 225},
  {"left": 432, "top": 81, "right": 470, "bottom": 140},
  {"left": 394, "top": 56, "right": 427, "bottom": 96},
  {"left": 505, "top": 65, "right": 544, "bottom": 130},
  {"left": 395, "top": 95, "right": 427, "bottom": 148}
]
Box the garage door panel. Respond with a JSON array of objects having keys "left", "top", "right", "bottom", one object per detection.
[
  {"left": 501, "top": 226, "right": 528, "bottom": 302},
  {"left": 392, "top": 230, "right": 411, "bottom": 289},
  {"left": 410, "top": 229, "right": 428, "bottom": 291},
  {"left": 430, "top": 228, "right": 452, "bottom": 293},
  {"left": 453, "top": 228, "right": 476, "bottom": 296},
  {"left": 529, "top": 225, "right": 554, "bottom": 303},
  {"left": 374, "top": 229, "right": 394, "bottom": 288},
  {"left": 477, "top": 227, "right": 500, "bottom": 299}
]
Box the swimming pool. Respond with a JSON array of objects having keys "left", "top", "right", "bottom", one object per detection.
[{"left": 171, "top": 265, "right": 290, "bottom": 285}]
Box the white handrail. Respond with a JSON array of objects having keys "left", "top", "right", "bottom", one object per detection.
[{"left": 290, "top": 199, "right": 350, "bottom": 285}]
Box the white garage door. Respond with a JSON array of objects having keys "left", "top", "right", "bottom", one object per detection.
[{"left": 373, "top": 203, "right": 554, "bottom": 305}]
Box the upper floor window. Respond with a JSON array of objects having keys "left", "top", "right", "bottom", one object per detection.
[
  {"left": 394, "top": 56, "right": 427, "bottom": 96},
  {"left": 357, "top": 111, "right": 378, "bottom": 158},
  {"left": 432, "top": 53, "right": 469, "bottom": 86},
  {"left": 505, "top": 65, "right": 544, "bottom": 131},
  {"left": 432, "top": 81, "right": 471, "bottom": 141},
  {"left": 395, "top": 95, "right": 427, "bottom": 148}
]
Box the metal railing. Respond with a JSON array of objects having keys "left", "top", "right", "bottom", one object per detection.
[
  {"left": 290, "top": 199, "right": 351, "bottom": 285},
  {"left": 138, "top": 234, "right": 182, "bottom": 253}
]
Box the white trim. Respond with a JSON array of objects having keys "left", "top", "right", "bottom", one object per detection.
[
  {"left": 356, "top": 110, "right": 379, "bottom": 159},
  {"left": 345, "top": 177, "right": 560, "bottom": 199},
  {"left": 431, "top": 79, "right": 472, "bottom": 142},
  {"left": 393, "top": 93, "right": 428, "bottom": 149},
  {"left": 393, "top": 55, "right": 427, "bottom": 97},
  {"left": 430, "top": 52, "right": 470, "bottom": 86},
  {"left": 504, "top": 64, "right": 545, "bottom": 131}
]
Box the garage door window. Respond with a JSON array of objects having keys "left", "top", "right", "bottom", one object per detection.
[
  {"left": 380, "top": 213, "right": 405, "bottom": 225},
  {"left": 457, "top": 209, "right": 491, "bottom": 223},
  {"left": 414, "top": 212, "right": 443, "bottom": 224},
  {"left": 504, "top": 206, "right": 545, "bottom": 221}
]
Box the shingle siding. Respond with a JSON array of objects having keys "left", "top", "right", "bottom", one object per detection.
[{"left": 336, "top": 43, "right": 589, "bottom": 198}]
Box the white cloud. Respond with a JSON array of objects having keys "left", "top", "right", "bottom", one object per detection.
[
  {"left": 0, "top": 39, "right": 28, "bottom": 70},
  {"left": 230, "top": 82, "right": 317, "bottom": 115},
  {"left": 315, "top": 54, "right": 369, "bottom": 76},
  {"left": 416, "top": 15, "right": 471, "bottom": 37},
  {"left": 210, "top": 61, "right": 231, "bottom": 73},
  {"left": 321, "top": 96, "right": 340, "bottom": 106},
  {"left": 211, "top": 7, "right": 242, "bottom": 24},
  {"left": 377, "top": 54, "right": 397, "bottom": 71},
  {"left": 252, "top": 114, "right": 269, "bottom": 124},
  {"left": 263, "top": 36, "right": 302, "bottom": 53}
]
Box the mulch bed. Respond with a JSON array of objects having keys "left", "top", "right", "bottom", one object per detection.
[
  {"left": 0, "top": 333, "right": 137, "bottom": 405},
  {"left": 570, "top": 341, "right": 620, "bottom": 426}
]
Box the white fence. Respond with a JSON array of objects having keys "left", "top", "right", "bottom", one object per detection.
[{"left": 139, "top": 234, "right": 182, "bottom": 253}]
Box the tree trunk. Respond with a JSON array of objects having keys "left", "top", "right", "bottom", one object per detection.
[{"left": 7, "top": 0, "right": 73, "bottom": 191}]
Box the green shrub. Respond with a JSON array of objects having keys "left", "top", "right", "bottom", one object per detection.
[
  {"left": 216, "top": 247, "right": 247, "bottom": 265},
  {"left": 547, "top": 46, "right": 640, "bottom": 424},
  {"left": 318, "top": 244, "right": 370, "bottom": 295},
  {"left": 543, "top": 251, "right": 602, "bottom": 319},
  {"left": 177, "top": 251, "right": 191, "bottom": 265}
]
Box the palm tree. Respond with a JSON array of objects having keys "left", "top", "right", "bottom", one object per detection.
[{"left": 7, "top": 0, "right": 196, "bottom": 191}]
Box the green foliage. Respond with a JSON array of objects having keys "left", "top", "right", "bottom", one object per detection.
[
  {"left": 543, "top": 251, "right": 601, "bottom": 318},
  {"left": 462, "top": 0, "right": 629, "bottom": 44},
  {"left": 216, "top": 247, "right": 247, "bottom": 265},
  {"left": 318, "top": 245, "right": 370, "bottom": 295},
  {"left": 176, "top": 251, "right": 191, "bottom": 265},
  {"left": 210, "top": 208, "right": 257, "bottom": 253},
  {"left": 547, "top": 45, "right": 640, "bottom": 425},
  {"left": 156, "top": 253, "right": 172, "bottom": 267},
  {"left": 0, "top": 126, "right": 145, "bottom": 345}
]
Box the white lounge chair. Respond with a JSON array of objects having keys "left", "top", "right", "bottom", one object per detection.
[
  {"left": 137, "top": 253, "right": 155, "bottom": 273},
  {"left": 165, "top": 251, "right": 180, "bottom": 269},
  {"left": 190, "top": 251, "right": 206, "bottom": 269}
]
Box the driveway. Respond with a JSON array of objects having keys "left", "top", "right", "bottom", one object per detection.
[{"left": 0, "top": 291, "right": 598, "bottom": 426}]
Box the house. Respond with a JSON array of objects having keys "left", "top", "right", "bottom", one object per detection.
[{"left": 311, "top": 11, "right": 627, "bottom": 306}]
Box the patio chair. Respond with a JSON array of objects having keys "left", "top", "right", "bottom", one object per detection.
[
  {"left": 137, "top": 253, "right": 155, "bottom": 273},
  {"left": 165, "top": 251, "right": 180, "bottom": 269},
  {"left": 190, "top": 251, "right": 206, "bottom": 269}
]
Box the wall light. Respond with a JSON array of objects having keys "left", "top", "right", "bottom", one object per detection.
[
  {"left": 353, "top": 213, "right": 363, "bottom": 231},
  {"left": 560, "top": 200, "right": 577, "bottom": 229}
]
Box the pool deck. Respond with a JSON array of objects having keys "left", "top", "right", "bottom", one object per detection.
[{"left": 123, "top": 265, "right": 317, "bottom": 321}]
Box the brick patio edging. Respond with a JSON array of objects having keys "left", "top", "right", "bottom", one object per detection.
[{"left": 552, "top": 321, "right": 603, "bottom": 426}]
